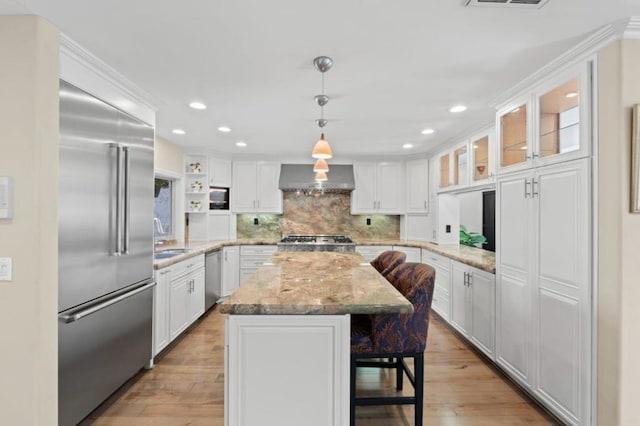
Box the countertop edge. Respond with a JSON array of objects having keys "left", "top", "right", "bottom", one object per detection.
[{"left": 154, "top": 239, "right": 495, "bottom": 274}]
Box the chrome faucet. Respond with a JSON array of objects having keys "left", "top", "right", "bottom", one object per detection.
[{"left": 153, "top": 217, "right": 165, "bottom": 235}]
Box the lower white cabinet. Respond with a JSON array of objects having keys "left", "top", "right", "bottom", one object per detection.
[
  {"left": 356, "top": 245, "right": 393, "bottom": 262},
  {"left": 222, "top": 246, "right": 240, "bottom": 297},
  {"left": 226, "top": 315, "right": 350, "bottom": 426},
  {"left": 239, "top": 245, "right": 277, "bottom": 283},
  {"left": 154, "top": 254, "right": 205, "bottom": 356},
  {"left": 421, "top": 249, "right": 451, "bottom": 321},
  {"left": 450, "top": 260, "right": 495, "bottom": 358},
  {"left": 392, "top": 245, "right": 421, "bottom": 262}
]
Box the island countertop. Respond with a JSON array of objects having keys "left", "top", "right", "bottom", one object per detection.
[{"left": 219, "top": 251, "right": 414, "bottom": 315}]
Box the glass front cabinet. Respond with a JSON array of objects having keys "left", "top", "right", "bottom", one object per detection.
[
  {"left": 497, "top": 63, "right": 590, "bottom": 174},
  {"left": 438, "top": 126, "right": 495, "bottom": 192}
]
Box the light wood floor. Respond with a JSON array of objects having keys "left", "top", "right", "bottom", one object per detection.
[{"left": 84, "top": 308, "right": 559, "bottom": 426}]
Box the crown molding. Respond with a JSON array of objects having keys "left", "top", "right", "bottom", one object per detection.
[
  {"left": 622, "top": 16, "right": 640, "bottom": 39},
  {"left": 60, "top": 33, "right": 160, "bottom": 124}
]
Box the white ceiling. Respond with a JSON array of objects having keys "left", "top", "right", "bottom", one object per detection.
[{"left": 2, "top": 0, "right": 640, "bottom": 158}]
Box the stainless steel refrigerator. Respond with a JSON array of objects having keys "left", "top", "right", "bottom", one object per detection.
[{"left": 57, "top": 81, "right": 155, "bottom": 426}]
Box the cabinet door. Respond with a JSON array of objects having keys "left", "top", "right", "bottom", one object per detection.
[
  {"left": 533, "top": 159, "right": 590, "bottom": 423},
  {"left": 449, "top": 261, "right": 469, "bottom": 336},
  {"left": 169, "top": 276, "right": 191, "bottom": 340},
  {"left": 452, "top": 142, "right": 469, "bottom": 187},
  {"left": 351, "top": 162, "right": 377, "bottom": 213},
  {"left": 438, "top": 153, "right": 451, "bottom": 189},
  {"left": 209, "top": 157, "right": 231, "bottom": 187},
  {"left": 222, "top": 246, "right": 240, "bottom": 296},
  {"left": 470, "top": 128, "right": 494, "bottom": 184},
  {"left": 377, "top": 162, "right": 403, "bottom": 213},
  {"left": 469, "top": 268, "right": 495, "bottom": 358},
  {"left": 189, "top": 268, "right": 205, "bottom": 322},
  {"left": 153, "top": 268, "right": 171, "bottom": 356},
  {"left": 405, "top": 158, "right": 429, "bottom": 213},
  {"left": 232, "top": 161, "right": 257, "bottom": 212},
  {"left": 496, "top": 170, "right": 532, "bottom": 385},
  {"left": 498, "top": 100, "right": 531, "bottom": 173},
  {"left": 256, "top": 162, "right": 282, "bottom": 213}
]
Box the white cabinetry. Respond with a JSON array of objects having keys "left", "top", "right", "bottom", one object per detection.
[
  {"left": 356, "top": 245, "right": 393, "bottom": 263},
  {"left": 496, "top": 158, "right": 590, "bottom": 425},
  {"left": 184, "top": 155, "right": 208, "bottom": 214},
  {"left": 154, "top": 254, "right": 205, "bottom": 356},
  {"left": 391, "top": 246, "right": 421, "bottom": 263},
  {"left": 222, "top": 246, "right": 240, "bottom": 297},
  {"left": 405, "top": 158, "right": 429, "bottom": 213},
  {"left": 168, "top": 255, "right": 205, "bottom": 341},
  {"left": 351, "top": 162, "right": 403, "bottom": 214},
  {"left": 226, "top": 315, "right": 350, "bottom": 426},
  {"left": 208, "top": 157, "right": 231, "bottom": 187},
  {"left": 153, "top": 267, "right": 171, "bottom": 355},
  {"left": 240, "top": 245, "right": 277, "bottom": 282},
  {"left": 232, "top": 161, "right": 282, "bottom": 213},
  {"left": 421, "top": 250, "right": 451, "bottom": 321},
  {"left": 450, "top": 260, "right": 495, "bottom": 358}
]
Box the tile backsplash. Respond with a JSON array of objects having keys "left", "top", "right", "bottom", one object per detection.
[{"left": 236, "top": 192, "right": 400, "bottom": 240}]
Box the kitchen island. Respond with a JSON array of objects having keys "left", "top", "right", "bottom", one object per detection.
[{"left": 220, "top": 251, "right": 413, "bottom": 426}]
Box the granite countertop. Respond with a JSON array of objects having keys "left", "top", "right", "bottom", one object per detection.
[
  {"left": 154, "top": 238, "right": 495, "bottom": 274},
  {"left": 219, "top": 251, "right": 414, "bottom": 315}
]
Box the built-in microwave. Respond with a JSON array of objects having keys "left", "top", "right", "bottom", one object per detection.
[{"left": 209, "top": 186, "right": 230, "bottom": 210}]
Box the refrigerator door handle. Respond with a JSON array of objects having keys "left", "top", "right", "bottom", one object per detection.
[
  {"left": 114, "top": 145, "right": 123, "bottom": 256},
  {"left": 58, "top": 280, "right": 156, "bottom": 324},
  {"left": 122, "top": 146, "right": 131, "bottom": 255}
]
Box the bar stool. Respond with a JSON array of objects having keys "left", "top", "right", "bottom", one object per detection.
[
  {"left": 350, "top": 262, "right": 436, "bottom": 426},
  {"left": 370, "top": 250, "right": 406, "bottom": 280}
]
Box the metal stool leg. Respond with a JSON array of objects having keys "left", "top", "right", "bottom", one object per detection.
[{"left": 414, "top": 353, "right": 424, "bottom": 426}]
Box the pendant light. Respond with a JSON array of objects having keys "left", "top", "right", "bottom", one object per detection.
[
  {"left": 314, "top": 171, "right": 328, "bottom": 182},
  {"left": 311, "top": 56, "right": 333, "bottom": 160},
  {"left": 313, "top": 158, "right": 329, "bottom": 173}
]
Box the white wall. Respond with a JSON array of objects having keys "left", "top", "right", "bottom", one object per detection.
[
  {"left": 0, "top": 16, "right": 59, "bottom": 425},
  {"left": 597, "top": 38, "right": 640, "bottom": 426}
]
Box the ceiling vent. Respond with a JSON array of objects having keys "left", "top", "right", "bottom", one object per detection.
[{"left": 465, "top": 0, "right": 550, "bottom": 8}]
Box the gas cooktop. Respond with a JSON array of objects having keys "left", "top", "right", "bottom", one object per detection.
[{"left": 277, "top": 234, "right": 355, "bottom": 252}]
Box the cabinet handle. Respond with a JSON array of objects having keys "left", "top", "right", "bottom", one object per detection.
[
  {"left": 532, "top": 152, "right": 539, "bottom": 159},
  {"left": 532, "top": 178, "right": 539, "bottom": 198},
  {"left": 468, "top": 273, "right": 473, "bottom": 286},
  {"left": 253, "top": 200, "right": 256, "bottom": 209},
  {"left": 160, "top": 270, "right": 170, "bottom": 276},
  {"left": 187, "top": 263, "right": 194, "bottom": 268},
  {"left": 224, "top": 251, "right": 227, "bottom": 261},
  {"left": 424, "top": 200, "right": 427, "bottom": 209},
  {"left": 257, "top": 200, "right": 260, "bottom": 209},
  {"left": 463, "top": 272, "right": 468, "bottom": 286},
  {"left": 524, "top": 178, "right": 531, "bottom": 198},
  {"left": 373, "top": 201, "right": 376, "bottom": 209}
]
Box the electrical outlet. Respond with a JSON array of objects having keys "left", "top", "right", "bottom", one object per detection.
[
  {"left": 0, "top": 257, "right": 12, "bottom": 281},
  {"left": 253, "top": 217, "right": 259, "bottom": 225},
  {"left": 366, "top": 218, "right": 371, "bottom": 226},
  {"left": 445, "top": 225, "right": 451, "bottom": 233}
]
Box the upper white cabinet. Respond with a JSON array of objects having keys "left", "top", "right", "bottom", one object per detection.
[
  {"left": 497, "top": 63, "right": 590, "bottom": 174},
  {"left": 437, "top": 127, "right": 495, "bottom": 192},
  {"left": 351, "top": 162, "right": 403, "bottom": 214},
  {"left": 405, "top": 158, "right": 429, "bottom": 213},
  {"left": 232, "top": 161, "right": 282, "bottom": 213},
  {"left": 209, "top": 157, "right": 231, "bottom": 187},
  {"left": 496, "top": 158, "right": 591, "bottom": 425}
]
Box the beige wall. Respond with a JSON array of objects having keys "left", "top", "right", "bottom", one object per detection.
[
  {"left": 155, "top": 136, "right": 184, "bottom": 175},
  {"left": 597, "top": 39, "right": 640, "bottom": 426},
  {"left": 0, "top": 16, "right": 59, "bottom": 424}
]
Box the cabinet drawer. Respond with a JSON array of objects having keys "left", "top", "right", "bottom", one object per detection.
[
  {"left": 356, "top": 245, "right": 393, "bottom": 262},
  {"left": 432, "top": 286, "right": 450, "bottom": 320},
  {"left": 240, "top": 245, "right": 277, "bottom": 256},
  {"left": 240, "top": 268, "right": 257, "bottom": 282},
  {"left": 171, "top": 254, "right": 205, "bottom": 279},
  {"left": 240, "top": 256, "right": 272, "bottom": 268},
  {"left": 421, "top": 249, "right": 450, "bottom": 270},
  {"left": 392, "top": 246, "right": 422, "bottom": 263}
]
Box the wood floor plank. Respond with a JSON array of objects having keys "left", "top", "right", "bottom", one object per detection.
[{"left": 85, "top": 308, "right": 558, "bottom": 425}]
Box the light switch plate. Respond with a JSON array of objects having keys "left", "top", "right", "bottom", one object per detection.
[
  {"left": 0, "top": 177, "right": 14, "bottom": 219},
  {"left": 0, "top": 257, "right": 12, "bottom": 281}
]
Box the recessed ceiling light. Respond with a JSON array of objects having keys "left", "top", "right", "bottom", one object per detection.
[
  {"left": 449, "top": 105, "right": 467, "bottom": 113},
  {"left": 218, "top": 126, "right": 231, "bottom": 133},
  {"left": 402, "top": 143, "right": 414, "bottom": 149},
  {"left": 189, "top": 101, "right": 207, "bottom": 110},
  {"left": 421, "top": 128, "right": 435, "bottom": 135},
  {"left": 236, "top": 141, "right": 247, "bottom": 147},
  {"left": 172, "top": 129, "right": 186, "bottom": 135},
  {"left": 565, "top": 92, "right": 578, "bottom": 98}
]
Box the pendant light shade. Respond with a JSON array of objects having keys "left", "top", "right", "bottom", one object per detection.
[
  {"left": 313, "top": 158, "right": 329, "bottom": 173},
  {"left": 312, "top": 133, "right": 333, "bottom": 159},
  {"left": 315, "top": 171, "right": 328, "bottom": 182}
]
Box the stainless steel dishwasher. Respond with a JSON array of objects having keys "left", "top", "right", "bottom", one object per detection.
[{"left": 205, "top": 249, "right": 222, "bottom": 310}]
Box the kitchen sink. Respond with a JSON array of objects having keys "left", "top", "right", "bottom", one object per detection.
[{"left": 154, "top": 248, "right": 193, "bottom": 260}]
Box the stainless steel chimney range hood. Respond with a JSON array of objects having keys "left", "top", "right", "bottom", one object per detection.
[{"left": 278, "top": 164, "right": 355, "bottom": 193}]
